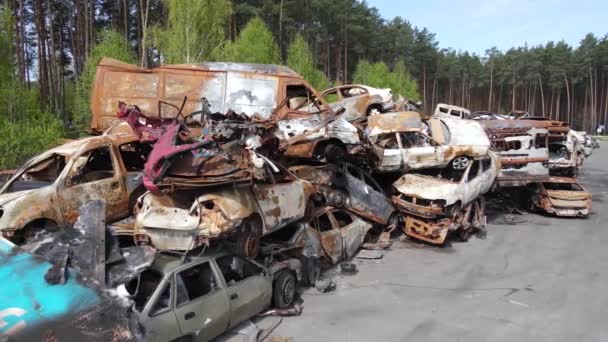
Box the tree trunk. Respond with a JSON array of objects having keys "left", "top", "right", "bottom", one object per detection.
[
  {"left": 139, "top": 0, "right": 150, "bottom": 67},
  {"left": 538, "top": 75, "right": 545, "bottom": 117},
  {"left": 488, "top": 58, "right": 493, "bottom": 111},
  {"left": 564, "top": 74, "right": 570, "bottom": 124}
]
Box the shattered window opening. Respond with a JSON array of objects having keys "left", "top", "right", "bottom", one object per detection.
[
  {"left": 313, "top": 213, "right": 334, "bottom": 232},
  {"left": 332, "top": 210, "right": 353, "bottom": 228},
  {"left": 286, "top": 84, "right": 322, "bottom": 114},
  {"left": 127, "top": 269, "right": 164, "bottom": 313},
  {"left": 481, "top": 158, "right": 492, "bottom": 172},
  {"left": 175, "top": 262, "right": 220, "bottom": 307},
  {"left": 149, "top": 282, "right": 171, "bottom": 316},
  {"left": 216, "top": 256, "right": 264, "bottom": 286},
  {"left": 323, "top": 90, "right": 340, "bottom": 103},
  {"left": 543, "top": 182, "right": 584, "bottom": 191},
  {"left": 467, "top": 160, "right": 481, "bottom": 182},
  {"left": 7, "top": 154, "right": 66, "bottom": 193},
  {"left": 120, "top": 141, "right": 152, "bottom": 171},
  {"left": 69, "top": 146, "right": 115, "bottom": 185}
]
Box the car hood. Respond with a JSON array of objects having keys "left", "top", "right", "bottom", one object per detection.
[
  {"left": 393, "top": 174, "right": 460, "bottom": 205},
  {"left": 0, "top": 190, "right": 33, "bottom": 206},
  {"left": 546, "top": 190, "right": 591, "bottom": 201},
  {"left": 441, "top": 118, "right": 490, "bottom": 147}
]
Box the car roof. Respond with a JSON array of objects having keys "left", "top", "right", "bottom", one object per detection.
[
  {"left": 150, "top": 250, "right": 232, "bottom": 275},
  {"left": 100, "top": 57, "right": 302, "bottom": 78}
]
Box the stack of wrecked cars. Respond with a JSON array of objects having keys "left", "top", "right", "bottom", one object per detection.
[{"left": 0, "top": 57, "right": 597, "bottom": 340}]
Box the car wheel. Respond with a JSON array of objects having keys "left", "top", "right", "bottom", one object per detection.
[
  {"left": 236, "top": 228, "right": 260, "bottom": 259},
  {"left": 327, "top": 189, "right": 347, "bottom": 207},
  {"left": 451, "top": 156, "right": 470, "bottom": 170},
  {"left": 273, "top": 270, "right": 296, "bottom": 309},
  {"left": 323, "top": 144, "right": 346, "bottom": 164}
]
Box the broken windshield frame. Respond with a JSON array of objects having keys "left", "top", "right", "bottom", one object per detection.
[{"left": 2, "top": 153, "right": 67, "bottom": 193}]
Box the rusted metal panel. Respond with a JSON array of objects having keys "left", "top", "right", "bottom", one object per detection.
[
  {"left": 366, "top": 112, "right": 423, "bottom": 136},
  {"left": 91, "top": 58, "right": 312, "bottom": 132}
]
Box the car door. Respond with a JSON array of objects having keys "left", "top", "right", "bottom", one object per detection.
[
  {"left": 312, "top": 211, "right": 343, "bottom": 264},
  {"left": 173, "top": 261, "right": 230, "bottom": 342},
  {"left": 338, "top": 86, "right": 369, "bottom": 121},
  {"left": 57, "top": 144, "right": 126, "bottom": 223},
  {"left": 462, "top": 160, "right": 482, "bottom": 205},
  {"left": 401, "top": 132, "right": 444, "bottom": 169},
  {"left": 140, "top": 277, "right": 183, "bottom": 342},
  {"left": 253, "top": 164, "right": 306, "bottom": 233},
  {"left": 331, "top": 209, "right": 370, "bottom": 260},
  {"left": 477, "top": 156, "right": 496, "bottom": 194},
  {"left": 215, "top": 255, "right": 272, "bottom": 328},
  {"left": 342, "top": 167, "right": 393, "bottom": 224}
]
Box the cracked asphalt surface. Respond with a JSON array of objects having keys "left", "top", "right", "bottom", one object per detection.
[{"left": 261, "top": 142, "right": 608, "bottom": 342}]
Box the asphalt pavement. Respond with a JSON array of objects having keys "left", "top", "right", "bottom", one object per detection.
[{"left": 263, "top": 142, "right": 608, "bottom": 342}]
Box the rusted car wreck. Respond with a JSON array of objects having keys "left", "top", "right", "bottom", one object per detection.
[
  {"left": 392, "top": 152, "right": 499, "bottom": 244},
  {"left": 366, "top": 112, "right": 491, "bottom": 173},
  {"left": 0, "top": 123, "right": 148, "bottom": 243},
  {"left": 530, "top": 177, "right": 591, "bottom": 217}
]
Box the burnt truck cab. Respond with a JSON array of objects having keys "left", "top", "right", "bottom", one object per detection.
[
  {"left": 531, "top": 177, "right": 591, "bottom": 217},
  {"left": 123, "top": 251, "right": 299, "bottom": 342},
  {"left": 0, "top": 123, "right": 148, "bottom": 243},
  {"left": 91, "top": 58, "right": 361, "bottom": 163},
  {"left": 366, "top": 112, "right": 490, "bottom": 173},
  {"left": 471, "top": 118, "right": 550, "bottom": 187},
  {"left": 392, "top": 151, "right": 499, "bottom": 244}
]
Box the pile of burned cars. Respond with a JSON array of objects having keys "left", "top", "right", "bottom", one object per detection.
[{"left": 0, "top": 58, "right": 597, "bottom": 341}]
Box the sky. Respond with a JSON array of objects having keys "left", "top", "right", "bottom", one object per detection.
[{"left": 369, "top": 0, "right": 608, "bottom": 55}]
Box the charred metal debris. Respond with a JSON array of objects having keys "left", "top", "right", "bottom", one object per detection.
[{"left": 0, "top": 59, "right": 596, "bottom": 340}]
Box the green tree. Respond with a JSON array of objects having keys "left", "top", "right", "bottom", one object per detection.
[
  {"left": 73, "top": 30, "right": 135, "bottom": 130},
  {"left": 152, "top": 0, "right": 230, "bottom": 64},
  {"left": 219, "top": 17, "right": 281, "bottom": 64},
  {"left": 286, "top": 34, "right": 330, "bottom": 90},
  {"left": 0, "top": 5, "right": 63, "bottom": 168},
  {"left": 390, "top": 59, "right": 420, "bottom": 100}
]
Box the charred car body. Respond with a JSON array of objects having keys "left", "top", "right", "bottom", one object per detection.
[
  {"left": 0, "top": 123, "right": 148, "bottom": 243},
  {"left": 320, "top": 84, "right": 394, "bottom": 121},
  {"left": 288, "top": 163, "right": 396, "bottom": 226},
  {"left": 530, "top": 177, "right": 591, "bottom": 217},
  {"left": 135, "top": 161, "right": 315, "bottom": 257},
  {"left": 366, "top": 112, "right": 491, "bottom": 173},
  {"left": 392, "top": 151, "right": 499, "bottom": 244},
  {"left": 92, "top": 58, "right": 362, "bottom": 164}
]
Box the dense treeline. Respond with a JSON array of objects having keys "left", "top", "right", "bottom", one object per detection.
[{"left": 0, "top": 0, "right": 607, "bottom": 168}]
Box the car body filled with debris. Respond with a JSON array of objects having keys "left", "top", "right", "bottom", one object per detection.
[
  {"left": 288, "top": 163, "right": 396, "bottom": 226},
  {"left": 530, "top": 177, "right": 591, "bottom": 217},
  {"left": 320, "top": 84, "right": 394, "bottom": 121},
  {"left": 135, "top": 161, "right": 315, "bottom": 257},
  {"left": 93, "top": 58, "right": 363, "bottom": 164},
  {"left": 392, "top": 151, "right": 499, "bottom": 244},
  {"left": 0, "top": 124, "right": 149, "bottom": 243},
  {"left": 119, "top": 251, "right": 299, "bottom": 342},
  {"left": 366, "top": 112, "right": 491, "bottom": 173}
]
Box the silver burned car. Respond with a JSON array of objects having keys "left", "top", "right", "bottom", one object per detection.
[{"left": 122, "top": 251, "right": 299, "bottom": 342}]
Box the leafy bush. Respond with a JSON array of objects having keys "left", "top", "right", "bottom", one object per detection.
[{"left": 0, "top": 113, "right": 64, "bottom": 169}]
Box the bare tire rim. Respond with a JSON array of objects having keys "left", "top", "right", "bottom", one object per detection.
[
  {"left": 452, "top": 156, "right": 469, "bottom": 170},
  {"left": 245, "top": 234, "right": 259, "bottom": 258},
  {"left": 283, "top": 276, "right": 295, "bottom": 304}
]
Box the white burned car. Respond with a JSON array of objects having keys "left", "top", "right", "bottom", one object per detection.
[
  {"left": 392, "top": 151, "right": 499, "bottom": 244},
  {"left": 367, "top": 112, "right": 491, "bottom": 173}
]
